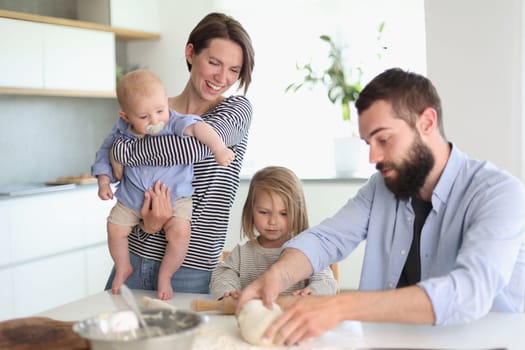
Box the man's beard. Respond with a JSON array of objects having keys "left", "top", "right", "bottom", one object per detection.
[{"left": 376, "top": 136, "right": 435, "bottom": 200}]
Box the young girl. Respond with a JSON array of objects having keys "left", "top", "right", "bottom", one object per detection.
[{"left": 210, "top": 166, "right": 338, "bottom": 300}]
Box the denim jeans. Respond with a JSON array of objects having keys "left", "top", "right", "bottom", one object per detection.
[{"left": 104, "top": 251, "right": 211, "bottom": 294}]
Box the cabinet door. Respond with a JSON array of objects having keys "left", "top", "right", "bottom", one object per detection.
[
  {"left": 110, "top": 0, "right": 160, "bottom": 33},
  {"left": 9, "top": 192, "right": 85, "bottom": 263},
  {"left": 0, "top": 18, "right": 44, "bottom": 88},
  {"left": 0, "top": 201, "right": 11, "bottom": 267},
  {"left": 85, "top": 244, "right": 113, "bottom": 295},
  {"left": 0, "top": 269, "right": 14, "bottom": 321},
  {"left": 12, "top": 251, "right": 86, "bottom": 317},
  {"left": 43, "top": 24, "right": 116, "bottom": 92}
]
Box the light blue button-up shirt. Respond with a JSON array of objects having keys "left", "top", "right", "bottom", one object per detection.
[
  {"left": 286, "top": 144, "right": 525, "bottom": 325},
  {"left": 92, "top": 109, "right": 202, "bottom": 211}
]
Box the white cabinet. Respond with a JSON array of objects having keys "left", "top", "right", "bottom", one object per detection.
[
  {"left": 0, "top": 6, "right": 160, "bottom": 97},
  {"left": 10, "top": 191, "right": 87, "bottom": 262},
  {"left": 0, "top": 186, "right": 115, "bottom": 320},
  {"left": 78, "top": 0, "right": 160, "bottom": 34},
  {"left": 12, "top": 251, "right": 87, "bottom": 318},
  {"left": 0, "top": 269, "right": 13, "bottom": 320},
  {"left": 0, "top": 18, "right": 44, "bottom": 88},
  {"left": 0, "top": 17, "right": 115, "bottom": 94},
  {"left": 44, "top": 24, "right": 115, "bottom": 92},
  {"left": 110, "top": 0, "right": 160, "bottom": 33},
  {"left": 85, "top": 245, "right": 113, "bottom": 295},
  {"left": 0, "top": 201, "right": 11, "bottom": 267}
]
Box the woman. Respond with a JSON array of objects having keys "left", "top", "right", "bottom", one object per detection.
[{"left": 102, "top": 12, "right": 255, "bottom": 294}]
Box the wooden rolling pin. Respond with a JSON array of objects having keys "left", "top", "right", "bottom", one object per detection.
[{"left": 191, "top": 295, "right": 299, "bottom": 315}]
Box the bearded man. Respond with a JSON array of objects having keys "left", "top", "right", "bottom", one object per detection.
[{"left": 238, "top": 68, "right": 525, "bottom": 346}]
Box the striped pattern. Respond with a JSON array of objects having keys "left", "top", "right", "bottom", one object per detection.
[
  {"left": 112, "top": 95, "right": 253, "bottom": 270},
  {"left": 210, "top": 240, "right": 338, "bottom": 299}
]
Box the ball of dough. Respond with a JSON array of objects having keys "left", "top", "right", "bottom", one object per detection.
[{"left": 237, "top": 299, "right": 282, "bottom": 346}]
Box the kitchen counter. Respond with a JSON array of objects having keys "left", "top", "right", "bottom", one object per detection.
[
  {"left": 0, "top": 183, "right": 77, "bottom": 198},
  {"left": 38, "top": 289, "right": 524, "bottom": 349}
]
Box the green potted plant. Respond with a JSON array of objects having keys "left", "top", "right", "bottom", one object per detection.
[
  {"left": 285, "top": 34, "right": 363, "bottom": 123},
  {"left": 285, "top": 23, "right": 386, "bottom": 177},
  {"left": 286, "top": 22, "right": 385, "bottom": 124}
]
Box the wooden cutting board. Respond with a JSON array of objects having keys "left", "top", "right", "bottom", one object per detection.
[
  {"left": 45, "top": 174, "right": 97, "bottom": 185},
  {"left": 0, "top": 317, "right": 89, "bottom": 350}
]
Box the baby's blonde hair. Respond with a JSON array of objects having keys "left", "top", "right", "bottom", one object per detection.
[
  {"left": 116, "top": 69, "right": 166, "bottom": 112},
  {"left": 241, "top": 166, "right": 309, "bottom": 241}
]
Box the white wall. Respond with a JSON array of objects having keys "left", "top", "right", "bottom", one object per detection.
[
  {"left": 128, "top": 1, "right": 525, "bottom": 289},
  {"left": 126, "top": 0, "right": 218, "bottom": 96},
  {"left": 130, "top": 1, "right": 524, "bottom": 180},
  {"left": 425, "top": 0, "right": 523, "bottom": 179}
]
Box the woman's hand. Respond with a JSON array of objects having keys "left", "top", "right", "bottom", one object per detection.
[{"left": 140, "top": 181, "right": 172, "bottom": 234}]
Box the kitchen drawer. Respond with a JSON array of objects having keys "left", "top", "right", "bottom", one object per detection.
[
  {"left": 85, "top": 244, "right": 113, "bottom": 295},
  {"left": 0, "top": 269, "right": 14, "bottom": 320},
  {"left": 9, "top": 191, "right": 86, "bottom": 263},
  {"left": 12, "top": 251, "right": 86, "bottom": 318},
  {"left": 0, "top": 201, "right": 11, "bottom": 267},
  {"left": 7, "top": 186, "right": 113, "bottom": 263}
]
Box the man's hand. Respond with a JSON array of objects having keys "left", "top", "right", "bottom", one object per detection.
[
  {"left": 140, "top": 181, "right": 172, "bottom": 234},
  {"left": 237, "top": 249, "right": 313, "bottom": 315},
  {"left": 236, "top": 269, "right": 282, "bottom": 316},
  {"left": 265, "top": 295, "right": 342, "bottom": 346}
]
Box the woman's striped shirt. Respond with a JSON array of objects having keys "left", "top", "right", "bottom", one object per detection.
[{"left": 111, "top": 95, "right": 253, "bottom": 271}]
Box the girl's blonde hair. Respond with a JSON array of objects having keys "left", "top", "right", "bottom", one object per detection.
[{"left": 241, "top": 166, "right": 308, "bottom": 241}]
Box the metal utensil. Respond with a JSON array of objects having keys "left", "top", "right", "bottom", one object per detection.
[{"left": 119, "top": 285, "right": 156, "bottom": 338}]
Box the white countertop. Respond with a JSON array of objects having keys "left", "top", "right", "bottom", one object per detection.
[{"left": 38, "top": 289, "right": 524, "bottom": 349}]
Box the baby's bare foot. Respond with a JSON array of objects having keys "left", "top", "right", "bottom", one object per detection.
[
  {"left": 157, "top": 278, "right": 173, "bottom": 300},
  {"left": 112, "top": 265, "right": 133, "bottom": 294}
]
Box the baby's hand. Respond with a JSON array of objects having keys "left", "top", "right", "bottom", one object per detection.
[
  {"left": 97, "top": 175, "right": 113, "bottom": 200},
  {"left": 214, "top": 148, "right": 235, "bottom": 166},
  {"left": 221, "top": 290, "right": 241, "bottom": 299},
  {"left": 291, "top": 288, "right": 313, "bottom": 297}
]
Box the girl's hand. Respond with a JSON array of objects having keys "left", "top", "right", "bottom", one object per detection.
[
  {"left": 291, "top": 288, "right": 313, "bottom": 297},
  {"left": 222, "top": 290, "right": 241, "bottom": 299}
]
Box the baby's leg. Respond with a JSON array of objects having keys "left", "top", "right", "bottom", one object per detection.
[
  {"left": 107, "top": 222, "right": 134, "bottom": 294},
  {"left": 157, "top": 217, "right": 191, "bottom": 300}
]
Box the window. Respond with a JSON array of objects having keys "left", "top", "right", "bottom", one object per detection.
[{"left": 217, "top": 0, "right": 426, "bottom": 178}]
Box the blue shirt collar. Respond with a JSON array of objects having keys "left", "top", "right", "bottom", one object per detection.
[{"left": 431, "top": 143, "right": 465, "bottom": 210}]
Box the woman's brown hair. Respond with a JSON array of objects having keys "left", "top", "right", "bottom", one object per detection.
[{"left": 186, "top": 12, "right": 255, "bottom": 94}]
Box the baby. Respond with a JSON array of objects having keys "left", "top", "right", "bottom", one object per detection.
[{"left": 93, "top": 69, "right": 234, "bottom": 299}]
